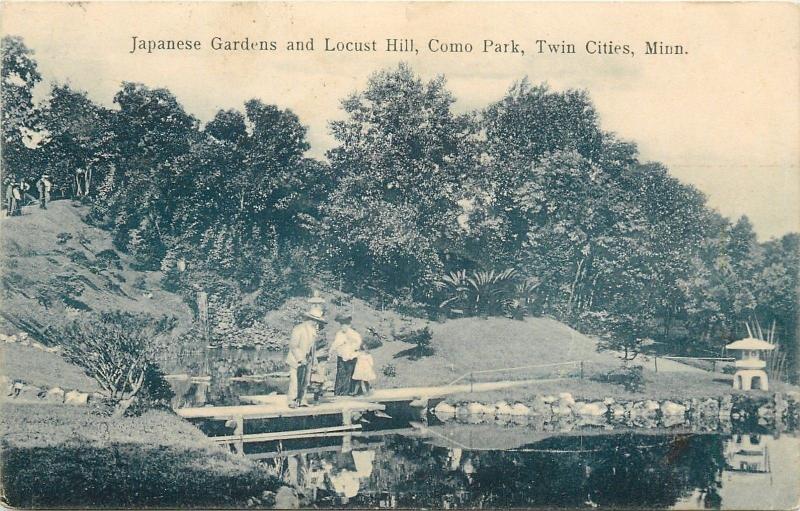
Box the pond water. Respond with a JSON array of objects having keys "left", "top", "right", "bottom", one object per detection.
[
  {"left": 246, "top": 427, "right": 799, "bottom": 509},
  {"left": 161, "top": 348, "right": 799, "bottom": 509}
]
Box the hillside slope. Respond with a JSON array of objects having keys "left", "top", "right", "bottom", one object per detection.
[
  {"left": 0, "top": 201, "right": 194, "bottom": 339},
  {"left": 2, "top": 201, "right": 714, "bottom": 397},
  {"left": 370, "top": 316, "right": 622, "bottom": 388}
]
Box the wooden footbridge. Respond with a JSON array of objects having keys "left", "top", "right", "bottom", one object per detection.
[{"left": 176, "top": 377, "right": 564, "bottom": 452}]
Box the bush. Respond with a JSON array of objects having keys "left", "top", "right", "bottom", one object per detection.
[
  {"left": 434, "top": 268, "right": 519, "bottom": 317},
  {"left": 95, "top": 248, "right": 123, "bottom": 270},
  {"left": 44, "top": 311, "right": 177, "bottom": 415},
  {"left": 393, "top": 326, "right": 435, "bottom": 360},
  {"left": 593, "top": 365, "right": 645, "bottom": 392},
  {"left": 382, "top": 364, "right": 397, "bottom": 378},
  {"left": 234, "top": 304, "right": 262, "bottom": 329}
]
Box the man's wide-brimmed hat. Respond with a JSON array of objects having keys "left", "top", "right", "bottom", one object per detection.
[{"left": 304, "top": 306, "right": 327, "bottom": 323}]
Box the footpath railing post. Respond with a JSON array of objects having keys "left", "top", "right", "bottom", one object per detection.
[
  {"left": 654, "top": 356, "right": 658, "bottom": 373},
  {"left": 470, "top": 372, "right": 474, "bottom": 393},
  {"left": 580, "top": 361, "right": 584, "bottom": 380}
]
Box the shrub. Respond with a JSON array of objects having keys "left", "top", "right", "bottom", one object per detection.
[
  {"left": 382, "top": 364, "right": 397, "bottom": 378},
  {"left": 234, "top": 305, "right": 262, "bottom": 329},
  {"left": 95, "top": 249, "right": 123, "bottom": 270},
  {"left": 56, "top": 232, "right": 73, "bottom": 245},
  {"left": 594, "top": 365, "right": 645, "bottom": 392},
  {"left": 44, "top": 311, "right": 177, "bottom": 416},
  {"left": 393, "top": 326, "right": 435, "bottom": 360},
  {"left": 434, "top": 268, "right": 519, "bottom": 317}
]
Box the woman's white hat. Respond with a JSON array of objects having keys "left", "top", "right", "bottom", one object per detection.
[{"left": 307, "top": 290, "right": 326, "bottom": 304}]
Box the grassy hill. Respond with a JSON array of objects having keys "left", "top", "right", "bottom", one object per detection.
[
  {"left": 1, "top": 200, "right": 735, "bottom": 400},
  {"left": 0, "top": 200, "right": 194, "bottom": 339}
]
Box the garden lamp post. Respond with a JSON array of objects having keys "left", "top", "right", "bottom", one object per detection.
[{"left": 725, "top": 337, "right": 775, "bottom": 391}]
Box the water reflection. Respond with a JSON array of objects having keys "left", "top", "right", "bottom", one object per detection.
[
  {"left": 250, "top": 429, "right": 799, "bottom": 509},
  {"left": 161, "top": 346, "right": 286, "bottom": 407}
]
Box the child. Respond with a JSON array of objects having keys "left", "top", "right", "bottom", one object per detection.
[{"left": 351, "top": 349, "right": 377, "bottom": 396}]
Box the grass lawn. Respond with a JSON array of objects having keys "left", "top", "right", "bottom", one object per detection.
[
  {"left": 0, "top": 343, "right": 280, "bottom": 508},
  {"left": 0, "top": 402, "right": 280, "bottom": 508},
  {"left": 371, "top": 316, "right": 622, "bottom": 388},
  {"left": 0, "top": 342, "right": 100, "bottom": 392}
]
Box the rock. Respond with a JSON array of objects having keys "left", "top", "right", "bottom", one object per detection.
[
  {"left": 64, "top": 390, "right": 89, "bottom": 405},
  {"left": 757, "top": 404, "right": 775, "bottom": 418},
  {"left": 558, "top": 392, "right": 575, "bottom": 407},
  {"left": 552, "top": 404, "right": 573, "bottom": 417},
  {"left": 662, "top": 413, "right": 686, "bottom": 427},
  {"left": 274, "top": 486, "right": 299, "bottom": 509},
  {"left": 661, "top": 401, "right": 686, "bottom": 416},
  {"left": 19, "top": 384, "right": 43, "bottom": 401},
  {"left": 45, "top": 387, "right": 65, "bottom": 403},
  {"left": 609, "top": 404, "right": 627, "bottom": 422},
  {"left": 495, "top": 401, "right": 514, "bottom": 416},
  {"left": 574, "top": 401, "right": 607, "bottom": 417},
  {"left": 603, "top": 397, "right": 616, "bottom": 406},
  {"left": 434, "top": 402, "right": 457, "bottom": 420},
  {"left": 466, "top": 402, "right": 493, "bottom": 415},
  {"left": 695, "top": 398, "right": 720, "bottom": 418},
  {"left": 510, "top": 403, "right": 530, "bottom": 416},
  {"left": 541, "top": 395, "right": 557, "bottom": 404},
  {"left": 630, "top": 400, "right": 659, "bottom": 427}
]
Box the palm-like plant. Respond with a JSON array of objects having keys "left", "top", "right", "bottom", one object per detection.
[{"left": 434, "top": 268, "right": 519, "bottom": 316}]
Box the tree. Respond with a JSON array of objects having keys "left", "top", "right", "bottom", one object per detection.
[
  {"left": 52, "top": 311, "right": 176, "bottom": 415},
  {"left": 35, "top": 84, "right": 115, "bottom": 197},
  {"left": 319, "top": 63, "right": 479, "bottom": 294},
  {"left": 1, "top": 36, "right": 42, "bottom": 180},
  {"left": 91, "top": 82, "right": 199, "bottom": 267}
]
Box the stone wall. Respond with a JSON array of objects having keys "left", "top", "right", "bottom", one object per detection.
[{"left": 432, "top": 391, "right": 800, "bottom": 431}]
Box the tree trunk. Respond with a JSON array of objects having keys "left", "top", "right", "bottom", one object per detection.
[{"left": 112, "top": 396, "right": 137, "bottom": 418}]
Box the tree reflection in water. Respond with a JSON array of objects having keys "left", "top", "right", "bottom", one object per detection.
[{"left": 265, "top": 432, "right": 735, "bottom": 509}]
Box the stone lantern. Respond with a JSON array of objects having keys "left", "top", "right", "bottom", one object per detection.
[{"left": 725, "top": 337, "right": 775, "bottom": 391}]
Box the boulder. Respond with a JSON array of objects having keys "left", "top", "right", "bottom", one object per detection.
[
  {"left": 64, "top": 390, "right": 90, "bottom": 405},
  {"left": 661, "top": 401, "right": 686, "bottom": 416},
  {"left": 530, "top": 396, "right": 550, "bottom": 413},
  {"left": 557, "top": 392, "right": 575, "bottom": 407},
  {"left": 19, "top": 384, "right": 42, "bottom": 401},
  {"left": 695, "top": 398, "right": 720, "bottom": 418},
  {"left": 609, "top": 404, "right": 627, "bottom": 422},
  {"left": 494, "top": 401, "right": 514, "bottom": 416},
  {"left": 603, "top": 397, "right": 616, "bottom": 406},
  {"left": 510, "top": 403, "right": 530, "bottom": 416},
  {"left": 434, "top": 402, "right": 457, "bottom": 420},
  {"left": 45, "top": 387, "right": 65, "bottom": 403},
  {"left": 541, "top": 395, "right": 557, "bottom": 404},
  {"left": 552, "top": 404, "right": 573, "bottom": 417},
  {"left": 466, "top": 402, "right": 493, "bottom": 415},
  {"left": 574, "top": 401, "right": 607, "bottom": 417}
]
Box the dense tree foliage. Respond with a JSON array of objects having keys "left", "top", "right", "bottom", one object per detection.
[{"left": 2, "top": 36, "right": 797, "bottom": 381}]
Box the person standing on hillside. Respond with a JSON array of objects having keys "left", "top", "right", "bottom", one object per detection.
[
  {"left": 330, "top": 314, "right": 362, "bottom": 396},
  {"left": 36, "top": 174, "right": 52, "bottom": 209},
  {"left": 287, "top": 306, "right": 326, "bottom": 408},
  {"left": 74, "top": 168, "right": 87, "bottom": 197},
  {"left": 7, "top": 180, "right": 26, "bottom": 216},
  {"left": 4, "top": 176, "right": 17, "bottom": 217}
]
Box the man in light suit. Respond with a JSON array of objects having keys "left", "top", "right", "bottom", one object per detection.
[{"left": 287, "top": 306, "right": 326, "bottom": 408}]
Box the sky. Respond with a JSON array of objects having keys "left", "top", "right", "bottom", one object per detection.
[{"left": 2, "top": 2, "right": 798, "bottom": 240}]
